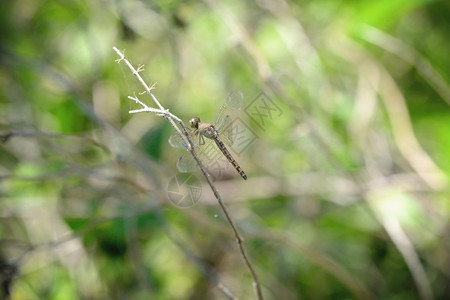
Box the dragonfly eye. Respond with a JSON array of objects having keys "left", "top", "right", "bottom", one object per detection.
[{"left": 189, "top": 117, "right": 200, "bottom": 129}]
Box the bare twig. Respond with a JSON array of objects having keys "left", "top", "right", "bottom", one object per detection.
[
  {"left": 358, "top": 25, "right": 450, "bottom": 106},
  {"left": 0, "top": 131, "right": 110, "bottom": 154},
  {"left": 113, "top": 47, "right": 263, "bottom": 299},
  {"left": 381, "top": 215, "right": 433, "bottom": 300}
]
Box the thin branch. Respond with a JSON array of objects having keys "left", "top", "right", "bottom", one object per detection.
[
  {"left": 382, "top": 215, "right": 433, "bottom": 300},
  {"left": 358, "top": 25, "right": 450, "bottom": 106},
  {"left": 0, "top": 131, "right": 110, "bottom": 154},
  {"left": 128, "top": 96, "right": 181, "bottom": 121},
  {"left": 113, "top": 47, "right": 263, "bottom": 299},
  {"left": 113, "top": 47, "right": 165, "bottom": 111}
]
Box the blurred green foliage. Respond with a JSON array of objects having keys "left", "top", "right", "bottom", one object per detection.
[{"left": 1, "top": 0, "right": 449, "bottom": 299}]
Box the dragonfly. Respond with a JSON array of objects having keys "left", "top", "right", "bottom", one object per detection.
[{"left": 169, "top": 90, "right": 247, "bottom": 180}]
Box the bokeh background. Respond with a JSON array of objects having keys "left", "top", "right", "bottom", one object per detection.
[{"left": 1, "top": 0, "right": 450, "bottom": 299}]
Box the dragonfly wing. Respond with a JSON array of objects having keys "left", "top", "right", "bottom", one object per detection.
[
  {"left": 177, "top": 138, "right": 224, "bottom": 172},
  {"left": 169, "top": 130, "right": 201, "bottom": 149},
  {"left": 214, "top": 90, "right": 243, "bottom": 129},
  {"left": 176, "top": 152, "right": 197, "bottom": 173},
  {"left": 169, "top": 134, "right": 187, "bottom": 149},
  {"left": 214, "top": 90, "right": 244, "bottom": 145},
  {"left": 172, "top": 133, "right": 200, "bottom": 172},
  {"left": 225, "top": 90, "right": 244, "bottom": 111}
]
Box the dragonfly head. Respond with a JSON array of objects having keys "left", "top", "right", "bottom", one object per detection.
[{"left": 189, "top": 117, "right": 200, "bottom": 129}]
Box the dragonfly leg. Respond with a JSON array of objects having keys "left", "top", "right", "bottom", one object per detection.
[{"left": 199, "top": 134, "right": 205, "bottom": 145}]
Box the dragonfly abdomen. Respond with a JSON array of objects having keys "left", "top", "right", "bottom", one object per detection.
[{"left": 210, "top": 126, "right": 247, "bottom": 180}]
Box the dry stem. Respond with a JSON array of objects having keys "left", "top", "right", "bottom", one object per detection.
[{"left": 113, "top": 47, "right": 263, "bottom": 300}]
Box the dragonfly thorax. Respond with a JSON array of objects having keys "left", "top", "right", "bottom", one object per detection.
[{"left": 189, "top": 117, "right": 200, "bottom": 129}]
